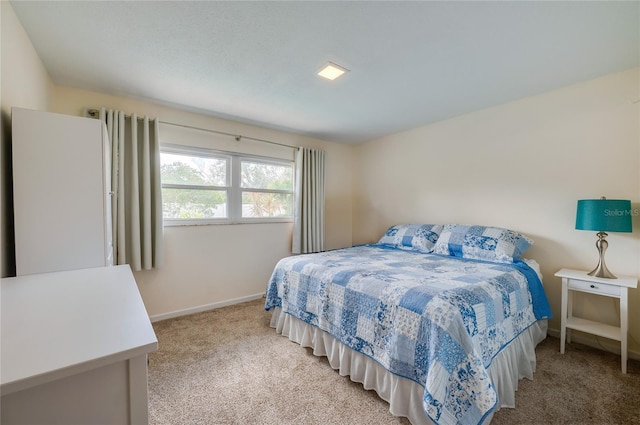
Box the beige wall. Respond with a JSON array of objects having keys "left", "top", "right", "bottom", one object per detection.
[
  {"left": 1, "top": 2, "right": 55, "bottom": 277},
  {"left": 51, "top": 85, "right": 353, "bottom": 319},
  {"left": 353, "top": 68, "right": 640, "bottom": 354}
]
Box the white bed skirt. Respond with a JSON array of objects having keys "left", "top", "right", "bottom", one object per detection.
[{"left": 270, "top": 308, "right": 547, "bottom": 425}]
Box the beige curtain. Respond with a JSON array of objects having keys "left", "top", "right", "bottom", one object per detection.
[
  {"left": 94, "top": 108, "right": 163, "bottom": 271},
  {"left": 292, "top": 147, "right": 325, "bottom": 254}
]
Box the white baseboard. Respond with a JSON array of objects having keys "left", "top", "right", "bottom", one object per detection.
[
  {"left": 547, "top": 327, "right": 640, "bottom": 361},
  {"left": 149, "top": 293, "right": 265, "bottom": 322}
]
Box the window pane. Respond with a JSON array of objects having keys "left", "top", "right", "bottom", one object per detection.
[
  {"left": 241, "top": 161, "right": 292, "bottom": 190},
  {"left": 242, "top": 192, "right": 293, "bottom": 218},
  {"left": 162, "top": 188, "right": 227, "bottom": 219},
  {"left": 161, "top": 152, "right": 227, "bottom": 186}
]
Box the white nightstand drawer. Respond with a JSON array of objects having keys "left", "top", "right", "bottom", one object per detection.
[{"left": 568, "top": 279, "right": 620, "bottom": 297}]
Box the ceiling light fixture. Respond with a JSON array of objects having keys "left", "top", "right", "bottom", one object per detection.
[{"left": 317, "top": 62, "right": 349, "bottom": 81}]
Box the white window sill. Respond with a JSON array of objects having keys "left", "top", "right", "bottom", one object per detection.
[{"left": 163, "top": 218, "right": 293, "bottom": 227}]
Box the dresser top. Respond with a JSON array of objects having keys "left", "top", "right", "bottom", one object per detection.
[{"left": 1, "top": 265, "right": 158, "bottom": 395}]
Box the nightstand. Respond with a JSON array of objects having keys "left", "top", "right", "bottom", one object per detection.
[{"left": 555, "top": 268, "right": 638, "bottom": 373}]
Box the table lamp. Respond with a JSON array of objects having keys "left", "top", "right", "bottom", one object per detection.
[{"left": 575, "top": 197, "right": 632, "bottom": 279}]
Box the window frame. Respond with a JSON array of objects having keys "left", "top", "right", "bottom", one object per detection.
[{"left": 160, "top": 144, "right": 294, "bottom": 226}]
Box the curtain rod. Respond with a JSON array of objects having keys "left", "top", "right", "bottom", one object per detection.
[{"left": 86, "top": 108, "right": 297, "bottom": 150}]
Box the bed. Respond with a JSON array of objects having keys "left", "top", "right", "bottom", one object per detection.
[{"left": 264, "top": 223, "right": 552, "bottom": 425}]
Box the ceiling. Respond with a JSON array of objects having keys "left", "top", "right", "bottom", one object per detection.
[{"left": 10, "top": 1, "right": 640, "bottom": 144}]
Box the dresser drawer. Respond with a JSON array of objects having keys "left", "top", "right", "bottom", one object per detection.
[{"left": 568, "top": 279, "right": 621, "bottom": 297}]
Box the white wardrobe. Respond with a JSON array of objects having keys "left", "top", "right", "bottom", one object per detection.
[{"left": 11, "top": 107, "right": 113, "bottom": 276}]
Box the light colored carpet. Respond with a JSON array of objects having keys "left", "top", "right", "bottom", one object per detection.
[{"left": 148, "top": 299, "right": 640, "bottom": 425}]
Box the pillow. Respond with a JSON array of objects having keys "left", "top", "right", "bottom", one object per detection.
[
  {"left": 432, "top": 224, "right": 533, "bottom": 263},
  {"left": 376, "top": 224, "right": 443, "bottom": 253}
]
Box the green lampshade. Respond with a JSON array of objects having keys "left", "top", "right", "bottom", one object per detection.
[{"left": 575, "top": 199, "right": 632, "bottom": 233}]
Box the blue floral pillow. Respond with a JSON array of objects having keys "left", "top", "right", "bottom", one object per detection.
[
  {"left": 432, "top": 224, "right": 533, "bottom": 263},
  {"left": 377, "top": 224, "right": 443, "bottom": 253}
]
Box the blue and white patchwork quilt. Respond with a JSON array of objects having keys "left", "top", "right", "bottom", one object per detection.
[{"left": 264, "top": 245, "right": 551, "bottom": 425}]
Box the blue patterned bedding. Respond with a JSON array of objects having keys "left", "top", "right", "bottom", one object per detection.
[{"left": 264, "top": 244, "right": 551, "bottom": 425}]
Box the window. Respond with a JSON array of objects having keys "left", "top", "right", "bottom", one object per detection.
[
  {"left": 240, "top": 159, "right": 294, "bottom": 219},
  {"left": 160, "top": 145, "right": 293, "bottom": 225}
]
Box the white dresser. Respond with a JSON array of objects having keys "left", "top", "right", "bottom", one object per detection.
[{"left": 1, "top": 265, "right": 158, "bottom": 424}]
